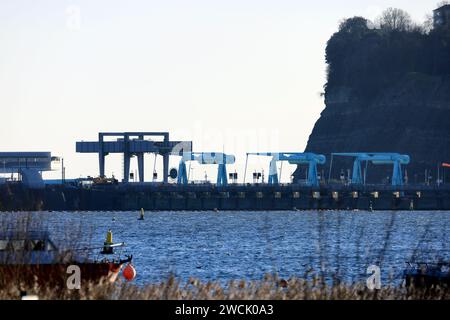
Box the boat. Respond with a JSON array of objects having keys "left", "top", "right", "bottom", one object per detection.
[
  {"left": 403, "top": 261, "right": 450, "bottom": 288},
  {"left": 0, "top": 229, "right": 135, "bottom": 287}
]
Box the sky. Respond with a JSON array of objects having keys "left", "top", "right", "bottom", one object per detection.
[{"left": 0, "top": 0, "right": 440, "bottom": 182}]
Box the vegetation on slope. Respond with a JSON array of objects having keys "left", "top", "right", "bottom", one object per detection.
[{"left": 325, "top": 5, "right": 450, "bottom": 103}]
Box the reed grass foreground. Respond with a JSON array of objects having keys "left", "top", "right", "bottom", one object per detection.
[{"left": 0, "top": 272, "right": 449, "bottom": 300}]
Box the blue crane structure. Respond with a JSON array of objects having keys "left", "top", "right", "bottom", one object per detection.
[
  {"left": 244, "top": 152, "right": 326, "bottom": 187},
  {"left": 177, "top": 152, "right": 236, "bottom": 186},
  {"left": 330, "top": 153, "right": 410, "bottom": 186}
]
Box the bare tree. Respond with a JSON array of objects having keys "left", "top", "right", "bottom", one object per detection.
[
  {"left": 376, "top": 7, "right": 413, "bottom": 32},
  {"left": 423, "top": 13, "right": 434, "bottom": 33}
]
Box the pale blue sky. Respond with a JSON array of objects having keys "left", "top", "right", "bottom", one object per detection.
[{"left": 0, "top": 0, "right": 439, "bottom": 182}]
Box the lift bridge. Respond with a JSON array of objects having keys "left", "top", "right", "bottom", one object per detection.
[
  {"left": 330, "top": 153, "right": 410, "bottom": 186},
  {"left": 245, "top": 152, "right": 326, "bottom": 187},
  {"left": 76, "top": 132, "right": 192, "bottom": 183}
]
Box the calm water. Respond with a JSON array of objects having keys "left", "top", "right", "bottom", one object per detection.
[{"left": 4, "top": 210, "right": 450, "bottom": 285}]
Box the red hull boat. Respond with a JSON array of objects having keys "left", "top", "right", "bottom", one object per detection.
[{"left": 0, "top": 230, "right": 134, "bottom": 288}]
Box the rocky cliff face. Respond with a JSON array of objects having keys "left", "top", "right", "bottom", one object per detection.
[
  {"left": 296, "top": 17, "right": 450, "bottom": 184},
  {"left": 303, "top": 73, "right": 450, "bottom": 183}
]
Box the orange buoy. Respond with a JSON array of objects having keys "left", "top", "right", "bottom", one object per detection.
[{"left": 122, "top": 264, "right": 136, "bottom": 281}]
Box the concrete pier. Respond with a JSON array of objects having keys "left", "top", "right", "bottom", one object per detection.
[{"left": 1, "top": 183, "right": 450, "bottom": 211}]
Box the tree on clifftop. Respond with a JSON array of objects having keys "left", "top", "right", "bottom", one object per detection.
[
  {"left": 377, "top": 7, "right": 412, "bottom": 32},
  {"left": 338, "top": 17, "right": 370, "bottom": 34}
]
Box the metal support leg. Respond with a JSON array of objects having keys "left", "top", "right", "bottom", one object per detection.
[
  {"left": 138, "top": 153, "right": 144, "bottom": 182},
  {"left": 268, "top": 159, "right": 279, "bottom": 184},
  {"left": 123, "top": 134, "right": 131, "bottom": 183},
  {"left": 352, "top": 159, "right": 363, "bottom": 185},
  {"left": 392, "top": 162, "right": 403, "bottom": 186},
  {"left": 99, "top": 153, "right": 105, "bottom": 178},
  {"left": 308, "top": 162, "right": 319, "bottom": 187},
  {"left": 124, "top": 153, "right": 131, "bottom": 183},
  {"left": 217, "top": 164, "right": 228, "bottom": 186},
  {"left": 178, "top": 160, "right": 188, "bottom": 184},
  {"left": 99, "top": 133, "right": 105, "bottom": 177},
  {"left": 163, "top": 153, "right": 169, "bottom": 183}
]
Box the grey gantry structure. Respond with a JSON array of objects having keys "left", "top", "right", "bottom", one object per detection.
[
  {"left": 76, "top": 132, "right": 192, "bottom": 183},
  {"left": 0, "top": 152, "right": 58, "bottom": 188}
]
